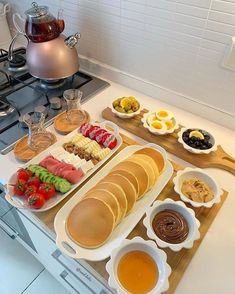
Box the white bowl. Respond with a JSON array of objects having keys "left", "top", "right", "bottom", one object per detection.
[
  {"left": 178, "top": 128, "right": 217, "bottom": 154},
  {"left": 142, "top": 112, "right": 179, "bottom": 135},
  {"left": 111, "top": 103, "right": 141, "bottom": 119},
  {"left": 106, "top": 237, "right": 171, "bottom": 294},
  {"left": 173, "top": 167, "right": 223, "bottom": 208},
  {"left": 143, "top": 198, "right": 200, "bottom": 251}
]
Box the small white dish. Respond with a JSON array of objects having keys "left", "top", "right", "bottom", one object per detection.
[
  {"left": 143, "top": 198, "right": 200, "bottom": 251},
  {"left": 173, "top": 167, "right": 223, "bottom": 208},
  {"left": 106, "top": 236, "right": 171, "bottom": 294},
  {"left": 111, "top": 103, "right": 141, "bottom": 119},
  {"left": 178, "top": 127, "right": 217, "bottom": 154},
  {"left": 142, "top": 112, "right": 179, "bottom": 135}
]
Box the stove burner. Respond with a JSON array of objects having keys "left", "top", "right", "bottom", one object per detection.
[
  {"left": 9, "top": 54, "right": 26, "bottom": 68},
  {"left": 39, "top": 78, "right": 66, "bottom": 89},
  {"left": 0, "top": 100, "right": 15, "bottom": 117},
  {"left": 8, "top": 54, "right": 27, "bottom": 72}
]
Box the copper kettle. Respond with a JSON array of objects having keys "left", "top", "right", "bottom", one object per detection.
[{"left": 25, "top": 33, "right": 81, "bottom": 80}]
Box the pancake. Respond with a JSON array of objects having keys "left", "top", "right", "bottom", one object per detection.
[
  {"left": 127, "top": 155, "right": 155, "bottom": 189},
  {"left": 134, "top": 147, "right": 165, "bottom": 173},
  {"left": 101, "top": 173, "right": 136, "bottom": 214},
  {"left": 66, "top": 197, "right": 115, "bottom": 248},
  {"left": 130, "top": 153, "right": 159, "bottom": 184},
  {"left": 93, "top": 182, "right": 127, "bottom": 220},
  {"left": 84, "top": 189, "right": 121, "bottom": 225},
  {"left": 109, "top": 169, "right": 139, "bottom": 197},
  {"left": 112, "top": 161, "right": 149, "bottom": 198}
]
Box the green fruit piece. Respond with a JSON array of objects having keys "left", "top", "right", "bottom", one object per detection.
[
  {"left": 127, "top": 109, "right": 134, "bottom": 113},
  {"left": 116, "top": 106, "right": 125, "bottom": 113},
  {"left": 124, "top": 104, "right": 132, "bottom": 111},
  {"left": 132, "top": 105, "right": 139, "bottom": 112},
  {"left": 112, "top": 99, "right": 120, "bottom": 107}
]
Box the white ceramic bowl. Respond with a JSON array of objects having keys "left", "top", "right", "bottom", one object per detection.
[
  {"left": 111, "top": 103, "right": 141, "bottom": 119},
  {"left": 106, "top": 237, "right": 171, "bottom": 294},
  {"left": 173, "top": 167, "right": 223, "bottom": 208},
  {"left": 142, "top": 112, "right": 179, "bottom": 135},
  {"left": 178, "top": 127, "right": 217, "bottom": 154},
  {"left": 143, "top": 198, "right": 200, "bottom": 251}
]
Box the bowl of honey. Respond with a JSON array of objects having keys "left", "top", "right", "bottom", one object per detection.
[{"left": 106, "top": 237, "right": 171, "bottom": 294}]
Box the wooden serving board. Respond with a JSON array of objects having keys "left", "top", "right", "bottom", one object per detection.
[
  {"left": 102, "top": 107, "right": 235, "bottom": 175},
  {"left": 14, "top": 134, "right": 57, "bottom": 162},
  {"left": 54, "top": 110, "right": 90, "bottom": 135},
  {"left": 34, "top": 133, "right": 228, "bottom": 294}
]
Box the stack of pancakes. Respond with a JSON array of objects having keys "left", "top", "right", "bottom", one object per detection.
[{"left": 66, "top": 147, "right": 165, "bottom": 248}]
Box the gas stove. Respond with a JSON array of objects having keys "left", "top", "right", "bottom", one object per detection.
[{"left": 0, "top": 47, "right": 109, "bottom": 155}]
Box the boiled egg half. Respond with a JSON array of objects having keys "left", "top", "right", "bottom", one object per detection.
[
  {"left": 150, "top": 120, "right": 167, "bottom": 133},
  {"left": 156, "top": 109, "right": 174, "bottom": 121}
]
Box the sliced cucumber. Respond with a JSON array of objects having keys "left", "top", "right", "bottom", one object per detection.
[{"left": 59, "top": 180, "right": 71, "bottom": 193}]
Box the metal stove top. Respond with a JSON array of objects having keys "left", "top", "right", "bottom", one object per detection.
[{"left": 0, "top": 47, "right": 109, "bottom": 155}]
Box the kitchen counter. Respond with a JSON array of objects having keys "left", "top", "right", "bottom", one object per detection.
[{"left": 0, "top": 77, "right": 234, "bottom": 294}]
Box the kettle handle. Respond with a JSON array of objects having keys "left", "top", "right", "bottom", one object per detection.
[{"left": 13, "top": 13, "right": 25, "bottom": 33}]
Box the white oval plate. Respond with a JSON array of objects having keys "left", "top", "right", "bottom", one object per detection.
[
  {"left": 5, "top": 120, "right": 122, "bottom": 212},
  {"left": 54, "top": 143, "right": 173, "bottom": 261}
]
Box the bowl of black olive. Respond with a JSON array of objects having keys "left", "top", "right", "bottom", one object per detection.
[{"left": 178, "top": 128, "right": 217, "bottom": 154}]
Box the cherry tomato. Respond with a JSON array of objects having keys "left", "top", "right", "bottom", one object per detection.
[
  {"left": 14, "top": 179, "right": 27, "bottom": 196},
  {"left": 38, "top": 183, "right": 56, "bottom": 200},
  {"left": 27, "top": 176, "right": 41, "bottom": 188},
  {"left": 25, "top": 185, "right": 37, "bottom": 198},
  {"left": 28, "top": 193, "right": 45, "bottom": 209},
  {"left": 17, "top": 168, "right": 32, "bottom": 181}
]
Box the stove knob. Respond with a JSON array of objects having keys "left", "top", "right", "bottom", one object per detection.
[
  {"left": 49, "top": 97, "right": 62, "bottom": 110},
  {"left": 34, "top": 105, "right": 48, "bottom": 117}
]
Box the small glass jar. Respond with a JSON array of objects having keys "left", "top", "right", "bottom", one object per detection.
[
  {"left": 23, "top": 111, "right": 55, "bottom": 151},
  {"left": 63, "top": 89, "right": 86, "bottom": 126}
]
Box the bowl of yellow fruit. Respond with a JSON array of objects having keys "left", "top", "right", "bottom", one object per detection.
[
  {"left": 142, "top": 109, "right": 179, "bottom": 135},
  {"left": 111, "top": 96, "right": 141, "bottom": 118}
]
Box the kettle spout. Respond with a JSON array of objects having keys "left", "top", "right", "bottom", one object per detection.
[{"left": 64, "top": 33, "right": 81, "bottom": 49}]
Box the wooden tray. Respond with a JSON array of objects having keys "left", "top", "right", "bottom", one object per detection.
[
  {"left": 54, "top": 110, "right": 90, "bottom": 135},
  {"left": 102, "top": 107, "right": 235, "bottom": 175},
  {"left": 14, "top": 134, "right": 57, "bottom": 162},
  {"left": 34, "top": 133, "right": 228, "bottom": 294}
]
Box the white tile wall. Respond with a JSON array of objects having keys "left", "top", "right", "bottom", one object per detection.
[{"left": 6, "top": 0, "right": 235, "bottom": 115}]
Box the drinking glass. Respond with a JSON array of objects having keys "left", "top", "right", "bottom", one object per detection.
[
  {"left": 23, "top": 111, "right": 55, "bottom": 151},
  {"left": 63, "top": 89, "right": 86, "bottom": 126}
]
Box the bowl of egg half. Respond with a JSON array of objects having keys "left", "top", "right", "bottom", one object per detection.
[
  {"left": 142, "top": 109, "right": 179, "bottom": 135},
  {"left": 106, "top": 236, "right": 171, "bottom": 294}
]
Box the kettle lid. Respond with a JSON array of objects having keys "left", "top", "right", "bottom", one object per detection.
[{"left": 25, "top": 2, "right": 48, "bottom": 18}]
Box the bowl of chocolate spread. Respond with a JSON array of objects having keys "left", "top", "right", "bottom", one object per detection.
[{"left": 143, "top": 198, "right": 200, "bottom": 251}]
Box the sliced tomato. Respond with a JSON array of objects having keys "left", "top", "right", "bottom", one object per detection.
[
  {"left": 25, "top": 185, "right": 37, "bottom": 198},
  {"left": 14, "top": 179, "right": 27, "bottom": 196},
  {"left": 38, "top": 183, "right": 56, "bottom": 200},
  {"left": 28, "top": 193, "right": 45, "bottom": 209},
  {"left": 17, "top": 168, "right": 32, "bottom": 181},
  {"left": 27, "top": 176, "right": 41, "bottom": 188}
]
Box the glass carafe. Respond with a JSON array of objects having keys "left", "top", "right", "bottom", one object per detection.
[
  {"left": 24, "top": 2, "right": 65, "bottom": 42},
  {"left": 63, "top": 89, "right": 86, "bottom": 126},
  {"left": 23, "top": 111, "right": 55, "bottom": 151}
]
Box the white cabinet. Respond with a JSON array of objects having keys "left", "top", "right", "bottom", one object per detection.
[{"left": 17, "top": 210, "right": 113, "bottom": 294}]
